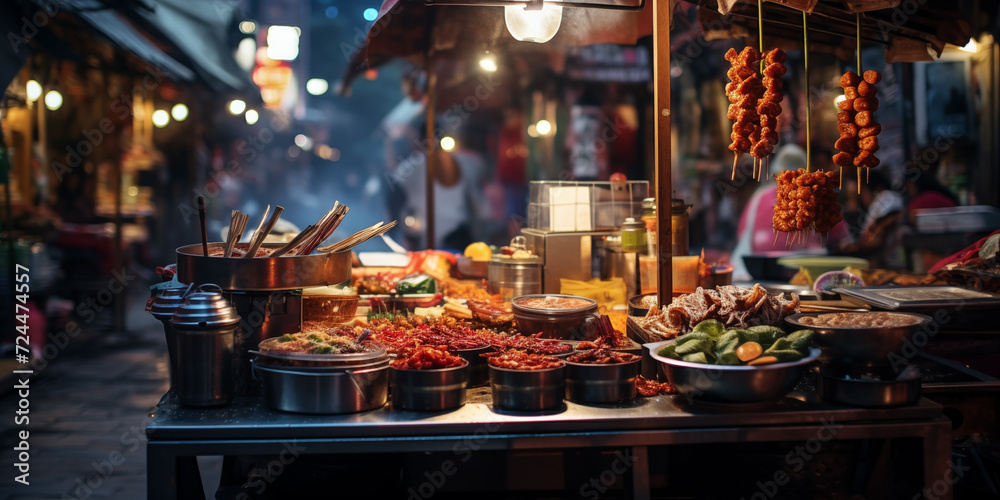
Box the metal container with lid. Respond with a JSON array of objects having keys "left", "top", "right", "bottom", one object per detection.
[
  {"left": 169, "top": 284, "right": 241, "bottom": 407},
  {"left": 488, "top": 255, "right": 543, "bottom": 302},
  {"left": 147, "top": 286, "right": 188, "bottom": 388}
]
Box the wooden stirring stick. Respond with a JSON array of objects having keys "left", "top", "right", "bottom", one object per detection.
[
  {"left": 245, "top": 206, "right": 284, "bottom": 258},
  {"left": 198, "top": 196, "right": 209, "bottom": 256}
]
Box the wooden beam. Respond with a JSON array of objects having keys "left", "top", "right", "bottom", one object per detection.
[{"left": 654, "top": 0, "right": 672, "bottom": 306}]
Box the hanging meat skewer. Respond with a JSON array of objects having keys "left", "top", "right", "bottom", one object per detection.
[
  {"left": 833, "top": 71, "right": 861, "bottom": 171},
  {"left": 854, "top": 70, "right": 882, "bottom": 171},
  {"left": 725, "top": 46, "right": 763, "bottom": 180},
  {"left": 753, "top": 48, "right": 786, "bottom": 179},
  {"left": 832, "top": 69, "right": 882, "bottom": 190}
]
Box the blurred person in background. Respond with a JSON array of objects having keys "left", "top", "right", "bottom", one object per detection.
[
  {"left": 838, "top": 168, "right": 906, "bottom": 269},
  {"left": 730, "top": 144, "right": 848, "bottom": 282},
  {"left": 496, "top": 108, "right": 528, "bottom": 235},
  {"left": 566, "top": 87, "right": 609, "bottom": 181},
  {"left": 383, "top": 68, "right": 428, "bottom": 233},
  {"left": 905, "top": 166, "right": 958, "bottom": 224},
  {"left": 392, "top": 122, "right": 477, "bottom": 250}
]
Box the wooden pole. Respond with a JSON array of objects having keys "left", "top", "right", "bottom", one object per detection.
[
  {"left": 654, "top": 0, "right": 672, "bottom": 306},
  {"left": 425, "top": 52, "right": 437, "bottom": 250}
]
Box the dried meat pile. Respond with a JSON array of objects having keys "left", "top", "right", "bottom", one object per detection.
[
  {"left": 363, "top": 317, "right": 491, "bottom": 356},
  {"left": 638, "top": 284, "right": 799, "bottom": 338},
  {"left": 483, "top": 350, "right": 564, "bottom": 371},
  {"left": 772, "top": 168, "right": 842, "bottom": 240},
  {"left": 391, "top": 346, "right": 466, "bottom": 370},
  {"left": 635, "top": 375, "right": 676, "bottom": 397},
  {"left": 566, "top": 349, "right": 640, "bottom": 364}
]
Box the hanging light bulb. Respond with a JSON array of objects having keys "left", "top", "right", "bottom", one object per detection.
[
  {"left": 152, "top": 110, "right": 170, "bottom": 128},
  {"left": 26, "top": 80, "right": 42, "bottom": 101},
  {"left": 44, "top": 90, "right": 63, "bottom": 110},
  {"left": 504, "top": 1, "right": 562, "bottom": 44}
]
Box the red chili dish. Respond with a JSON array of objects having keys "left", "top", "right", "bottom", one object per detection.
[{"left": 483, "top": 350, "right": 565, "bottom": 370}]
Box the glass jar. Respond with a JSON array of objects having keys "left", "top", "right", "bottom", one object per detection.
[{"left": 620, "top": 217, "right": 647, "bottom": 253}]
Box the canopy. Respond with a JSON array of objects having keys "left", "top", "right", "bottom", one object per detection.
[
  {"left": 343, "top": 0, "right": 657, "bottom": 88},
  {"left": 1, "top": 0, "right": 254, "bottom": 95}
]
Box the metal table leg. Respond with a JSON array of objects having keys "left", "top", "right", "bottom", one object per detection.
[
  {"left": 626, "top": 445, "right": 650, "bottom": 500},
  {"left": 146, "top": 442, "right": 177, "bottom": 500},
  {"left": 922, "top": 417, "right": 955, "bottom": 500}
]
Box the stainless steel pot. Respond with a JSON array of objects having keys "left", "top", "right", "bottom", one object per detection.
[
  {"left": 176, "top": 243, "right": 352, "bottom": 291},
  {"left": 253, "top": 360, "right": 389, "bottom": 414},
  {"left": 390, "top": 363, "right": 468, "bottom": 411},
  {"left": 564, "top": 359, "right": 640, "bottom": 404},
  {"left": 816, "top": 365, "right": 921, "bottom": 407},
  {"left": 487, "top": 256, "right": 542, "bottom": 302},
  {"left": 489, "top": 365, "right": 566, "bottom": 412}
]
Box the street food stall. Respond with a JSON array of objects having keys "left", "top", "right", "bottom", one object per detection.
[{"left": 143, "top": 0, "right": 1000, "bottom": 499}]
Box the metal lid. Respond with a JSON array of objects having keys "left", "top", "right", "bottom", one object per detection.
[
  {"left": 490, "top": 255, "right": 542, "bottom": 265},
  {"left": 170, "top": 284, "right": 241, "bottom": 329},
  {"left": 671, "top": 198, "right": 692, "bottom": 215},
  {"left": 147, "top": 286, "right": 189, "bottom": 321},
  {"left": 621, "top": 217, "right": 645, "bottom": 231},
  {"left": 641, "top": 198, "right": 656, "bottom": 210}
]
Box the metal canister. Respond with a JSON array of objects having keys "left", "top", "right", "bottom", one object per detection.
[
  {"left": 147, "top": 286, "right": 188, "bottom": 388},
  {"left": 487, "top": 255, "right": 543, "bottom": 302},
  {"left": 169, "top": 284, "right": 241, "bottom": 407},
  {"left": 671, "top": 198, "right": 692, "bottom": 257}
]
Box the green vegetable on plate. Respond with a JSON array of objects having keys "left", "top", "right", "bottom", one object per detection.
[{"left": 659, "top": 320, "right": 816, "bottom": 367}]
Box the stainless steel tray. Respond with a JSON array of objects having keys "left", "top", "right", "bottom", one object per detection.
[
  {"left": 834, "top": 285, "right": 1000, "bottom": 310},
  {"left": 177, "top": 243, "right": 352, "bottom": 291}
]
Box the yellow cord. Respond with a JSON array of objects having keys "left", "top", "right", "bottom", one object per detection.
[{"left": 803, "top": 11, "right": 810, "bottom": 173}]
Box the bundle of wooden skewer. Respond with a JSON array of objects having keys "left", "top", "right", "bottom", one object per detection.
[
  {"left": 318, "top": 220, "right": 397, "bottom": 253},
  {"left": 218, "top": 202, "right": 395, "bottom": 257}
]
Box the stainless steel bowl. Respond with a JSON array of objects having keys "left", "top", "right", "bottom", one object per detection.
[
  {"left": 489, "top": 365, "right": 566, "bottom": 412},
  {"left": 646, "top": 340, "right": 821, "bottom": 403},
  {"left": 455, "top": 346, "right": 491, "bottom": 387},
  {"left": 253, "top": 360, "right": 388, "bottom": 414},
  {"left": 564, "top": 359, "right": 640, "bottom": 404},
  {"left": 816, "top": 365, "right": 921, "bottom": 407},
  {"left": 390, "top": 362, "right": 469, "bottom": 411},
  {"left": 784, "top": 312, "right": 933, "bottom": 369}
]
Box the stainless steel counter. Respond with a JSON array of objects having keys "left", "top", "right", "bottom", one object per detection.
[{"left": 146, "top": 389, "right": 953, "bottom": 500}]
